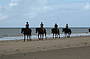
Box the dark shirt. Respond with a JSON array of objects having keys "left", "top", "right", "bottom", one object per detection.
[{"left": 26, "top": 24, "right": 29, "bottom": 28}]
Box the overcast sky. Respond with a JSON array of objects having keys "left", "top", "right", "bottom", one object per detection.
[{"left": 0, "top": 0, "right": 90, "bottom": 27}]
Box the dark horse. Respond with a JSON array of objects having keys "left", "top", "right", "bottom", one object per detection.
[
  {"left": 36, "top": 22, "right": 46, "bottom": 40},
  {"left": 62, "top": 28, "right": 72, "bottom": 38},
  {"left": 51, "top": 24, "right": 60, "bottom": 38},
  {"left": 89, "top": 28, "right": 90, "bottom": 32},
  {"left": 21, "top": 28, "right": 32, "bottom": 42},
  {"left": 36, "top": 28, "right": 46, "bottom": 40}
]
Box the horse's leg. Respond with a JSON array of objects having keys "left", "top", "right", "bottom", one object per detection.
[
  {"left": 27, "top": 35, "right": 31, "bottom": 41},
  {"left": 38, "top": 34, "right": 39, "bottom": 40},
  {"left": 38, "top": 34, "right": 41, "bottom": 40},
  {"left": 56, "top": 34, "right": 58, "bottom": 38},
  {"left": 67, "top": 34, "right": 70, "bottom": 38},
  {"left": 27, "top": 35, "right": 28, "bottom": 41},
  {"left": 53, "top": 33, "right": 54, "bottom": 39},
  {"left": 24, "top": 35, "right": 25, "bottom": 42},
  {"left": 55, "top": 34, "right": 57, "bottom": 38},
  {"left": 45, "top": 33, "right": 47, "bottom": 40},
  {"left": 29, "top": 35, "right": 31, "bottom": 41},
  {"left": 39, "top": 34, "right": 41, "bottom": 40},
  {"left": 43, "top": 34, "right": 44, "bottom": 40},
  {"left": 66, "top": 33, "right": 68, "bottom": 38},
  {"left": 58, "top": 34, "right": 60, "bottom": 38},
  {"left": 69, "top": 34, "right": 71, "bottom": 38},
  {"left": 65, "top": 33, "right": 67, "bottom": 38},
  {"left": 41, "top": 34, "right": 43, "bottom": 40},
  {"left": 40, "top": 34, "right": 43, "bottom": 40}
]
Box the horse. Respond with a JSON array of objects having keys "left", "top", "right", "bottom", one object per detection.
[
  {"left": 36, "top": 28, "right": 46, "bottom": 40},
  {"left": 51, "top": 28, "right": 60, "bottom": 38},
  {"left": 62, "top": 28, "right": 72, "bottom": 38},
  {"left": 21, "top": 28, "right": 32, "bottom": 42},
  {"left": 89, "top": 28, "right": 90, "bottom": 32}
]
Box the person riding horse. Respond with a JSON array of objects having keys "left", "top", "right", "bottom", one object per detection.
[
  {"left": 62, "top": 24, "right": 72, "bottom": 38},
  {"left": 36, "top": 22, "right": 46, "bottom": 40},
  {"left": 51, "top": 24, "right": 60, "bottom": 38},
  {"left": 21, "top": 22, "right": 32, "bottom": 42},
  {"left": 26, "top": 22, "right": 29, "bottom": 28}
]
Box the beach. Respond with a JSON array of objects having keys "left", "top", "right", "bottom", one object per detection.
[{"left": 0, "top": 36, "right": 90, "bottom": 59}]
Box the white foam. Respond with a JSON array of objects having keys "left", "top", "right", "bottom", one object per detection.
[{"left": 0, "top": 33, "right": 90, "bottom": 40}]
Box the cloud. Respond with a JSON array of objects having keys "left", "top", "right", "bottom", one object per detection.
[
  {"left": 84, "top": 2, "right": 90, "bottom": 10},
  {"left": 9, "top": 0, "right": 21, "bottom": 7},
  {"left": 0, "top": 6, "right": 3, "bottom": 9},
  {"left": 0, "top": 15, "right": 8, "bottom": 21},
  {"left": 9, "top": 0, "right": 20, "bottom": 7},
  {"left": 9, "top": 2, "right": 18, "bottom": 7},
  {"left": 0, "top": 0, "right": 90, "bottom": 27}
]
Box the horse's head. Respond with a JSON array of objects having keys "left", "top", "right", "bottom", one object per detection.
[
  {"left": 21, "top": 28, "right": 25, "bottom": 33},
  {"left": 36, "top": 28, "right": 39, "bottom": 33}
]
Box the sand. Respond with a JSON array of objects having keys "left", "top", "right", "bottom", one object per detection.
[{"left": 0, "top": 36, "right": 90, "bottom": 59}]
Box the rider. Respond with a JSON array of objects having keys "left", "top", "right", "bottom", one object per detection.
[
  {"left": 66, "top": 24, "right": 68, "bottom": 29},
  {"left": 55, "top": 24, "right": 58, "bottom": 28},
  {"left": 26, "top": 22, "right": 29, "bottom": 29},
  {"left": 40, "top": 22, "right": 44, "bottom": 28}
]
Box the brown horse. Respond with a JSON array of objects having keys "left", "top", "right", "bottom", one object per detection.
[
  {"left": 62, "top": 24, "right": 72, "bottom": 38},
  {"left": 36, "top": 28, "right": 46, "bottom": 40},
  {"left": 21, "top": 28, "right": 32, "bottom": 42},
  {"left": 36, "top": 22, "right": 46, "bottom": 40},
  {"left": 51, "top": 24, "right": 60, "bottom": 38},
  {"left": 89, "top": 28, "right": 90, "bottom": 32},
  {"left": 62, "top": 28, "right": 72, "bottom": 38}
]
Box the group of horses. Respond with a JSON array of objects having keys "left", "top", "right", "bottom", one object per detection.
[{"left": 21, "top": 24, "right": 72, "bottom": 42}]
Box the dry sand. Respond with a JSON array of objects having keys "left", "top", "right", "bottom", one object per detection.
[{"left": 0, "top": 36, "right": 90, "bottom": 59}]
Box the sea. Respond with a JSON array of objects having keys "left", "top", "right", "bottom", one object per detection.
[{"left": 0, "top": 27, "right": 90, "bottom": 40}]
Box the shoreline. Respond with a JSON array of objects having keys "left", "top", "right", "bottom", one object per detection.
[{"left": 0, "top": 33, "right": 90, "bottom": 41}]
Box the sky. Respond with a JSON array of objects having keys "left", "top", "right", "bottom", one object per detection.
[{"left": 0, "top": 0, "right": 90, "bottom": 27}]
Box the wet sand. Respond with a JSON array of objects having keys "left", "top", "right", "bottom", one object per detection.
[
  {"left": 1, "top": 46, "right": 90, "bottom": 59},
  {"left": 0, "top": 36, "right": 90, "bottom": 59}
]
